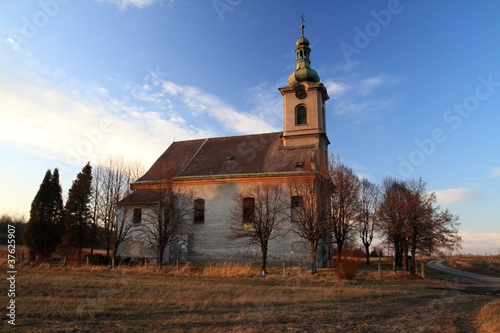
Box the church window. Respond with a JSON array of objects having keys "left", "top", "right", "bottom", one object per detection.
[
  {"left": 194, "top": 199, "right": 205, "bottom": 223},
  {"left": 132, "top": 208, "right": 142, "bottom": 224},
  {"left": 295, "top": 105, "right": 307, "bottom": 125},
  {"left": 242, "top": 197, "right": 255, "bottom": 230},
  {"left": 291, "top": 196, "right": 303, "bottom": 222}
]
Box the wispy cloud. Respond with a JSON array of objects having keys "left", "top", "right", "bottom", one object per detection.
[
  {"left": 458, "top": 231, "right": 500, "bottom": 254},
  {"left": 0, "top": 71, "right": 205, "bottom": 169},
  {"left": 0, "top": 52, "right": 278, "bottom": 172},
  {"left": 433, "top": 187, "right": 480, "bottom": 205},
  {"left": 5, "top": 38, "right": 22, "bottom": 53},
  {"left": 244, "top": 82, "right": 283, "bottom": 130},
  {"left": 488, "top": 167, "right": 500, "bottom": 178},
  {"left": 323, "top": 73, "right": 401, "bottom": 122},
  {"left": 160, "top": 81, "right": 277, "bottom": 134},
  {"left": 95, "top": 0, "right": 174, "bottom": 10}
]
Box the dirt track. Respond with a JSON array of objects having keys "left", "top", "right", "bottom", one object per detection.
[{"left": 427, "top": 259, "right": 500, "bottom": 294}]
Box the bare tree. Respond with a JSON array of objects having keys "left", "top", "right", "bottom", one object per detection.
[
  {"left": 89, "top": 164, "right": 104, "bottom": 255},
  {"left": 229, "top": 182, "right": 288, "bottom": 275},
  {"left": 112, "top": 159, "right": 145, "bottom": 262},
  {"left": 91, "top": 157, "right": 144, "bottom": 262},
  {"left": 378, "top": 177, "right": 409, "bottom": 270},
  {"left": 329, "top": 157, "right": 360, "bottom": 263},
  {"left": 356, "top": 178, "right": 380, "bottom": 265},
  {"left": 141, "top": 169, "right": 195, "bottom": 266},
  {"left": 288, "top": 174, "right": 333, "bottom": 274},
  {"left": 406, "top": 179, "right": 462, "bottom": 273},
  {"left": 378, "top": 177, "right": 462, "bottom": 274}
]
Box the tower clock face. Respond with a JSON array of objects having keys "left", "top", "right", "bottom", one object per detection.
[{"left": 295, "top": 88, "right": 307, "bottom": 99}]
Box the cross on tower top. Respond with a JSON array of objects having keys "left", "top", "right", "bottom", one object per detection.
[{"left": 300, "top": 14, "right": 305, "bottom": 36}]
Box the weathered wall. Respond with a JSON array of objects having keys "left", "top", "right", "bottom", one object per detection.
[{"left": 117, "top": 179, "right": 332, "bottom": 267}]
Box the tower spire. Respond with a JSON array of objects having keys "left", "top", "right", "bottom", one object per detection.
[{"left": 287, "top": 16, "right": 320, "bottom": 86}]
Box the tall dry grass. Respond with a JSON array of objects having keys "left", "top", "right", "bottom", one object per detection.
[
  {"left": 447, "top": 257, "right": 500, "bottom": 277},
  {"left": 476, "top": 300, "right": 500, "bottom": 333}
]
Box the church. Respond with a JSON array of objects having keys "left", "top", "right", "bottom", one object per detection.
[{"left": 117, "top": 24, "right": 333, "bottom": 267}]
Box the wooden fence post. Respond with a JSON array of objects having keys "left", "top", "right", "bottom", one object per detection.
[
  {"left": 282, "top": 261, "right": 286, "bottom": 278},
  {"left": 421, "top": 262, "right": 425, "bottom": 279},
  {"left": 378, "top": 256, "right": 382, "bottom": 278}
]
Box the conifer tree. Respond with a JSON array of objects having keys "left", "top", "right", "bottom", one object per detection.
[
  {"left": 23, "top": 168, "right": 64, "bottom": 261},
  {"left": 62, "top": 162, "right": 93, "bottom": 263}
]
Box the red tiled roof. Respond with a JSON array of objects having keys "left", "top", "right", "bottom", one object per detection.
[
  {"left": 119, "top": 189, "right": 160, "bottom": 205},
  {"left": 136, "top": 132, "right": 315, "bottom": 182}
]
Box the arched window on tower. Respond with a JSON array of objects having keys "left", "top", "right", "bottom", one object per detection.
[{"left": 295, "top": 105, "right": 307, "bottom": 125}]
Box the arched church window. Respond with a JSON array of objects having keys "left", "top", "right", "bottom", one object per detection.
[{"left": 295, "top": 105, "right": 307, "bottom": 125}]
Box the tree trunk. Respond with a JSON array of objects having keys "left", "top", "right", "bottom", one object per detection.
[
  {"left": 410, "top": 244, "right": 417, "bottom": 275},
  {"left": 157, "top": 244, "right": 164, "bottom": 266},
  {"left": 394, "top": 240, "right": 403, "bottom": 267},
  {"left": 365, "top": 243, "right": 371, "bottom": 265},
  {"left": 336, "top": 241, "right": 344, "bottom": 263},
  {"left": 402, "top": 241, "right": 408, "bottom": 273},
  {"left": 261, "top": 241, "right": 268, "bottom": 274},
  {"left": 77, "top": 247, "right": 82, "bottom": 264},
  {"left": 309, "top": 240, "right": 318, "bottom": 274}
]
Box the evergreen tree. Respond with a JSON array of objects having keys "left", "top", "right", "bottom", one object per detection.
[
  {"left": 23, "top": 169, "right": 64, "bottom": 261},
  {"left": 62, "top": 162, "right": 93, "bottom": 263}
]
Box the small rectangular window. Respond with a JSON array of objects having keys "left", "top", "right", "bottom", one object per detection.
[
  {"left": 194, "top": 199, "right": 205, "bottom": 223},
  {"left": 242, "top": 197, "right": 255, "bottom": 230},
  {"left": 132, "top": 208, "right": 142, "bottom": 224}
]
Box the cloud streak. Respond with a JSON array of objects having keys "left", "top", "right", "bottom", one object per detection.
[
  {"left": 459, "top": 231, "right": 500, "bottom": 254},
  {"left": 433, "top": 187, "right": 480, "bottom": 205},
  {"left": 0, "top": 53, "right": 279, "bottom": 173},
  {"left": 488, "top": 167, "right": 500, "bottom": 178},
  {"left": 95, "top": 0, "right": 159, "bottom": 10},
  {"left": 323, "top": 73, "right": 401, "bottom": 122},
  {"left": 159, "top": 80, "right": 277, "bottom": 135}
]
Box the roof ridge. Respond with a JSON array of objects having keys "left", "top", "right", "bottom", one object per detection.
[
  {"left": 201, "top": 131, "right": 282, "bottom": 141},
  {"left": 177, "top": 138, "right": 209, "bottom": 176}
]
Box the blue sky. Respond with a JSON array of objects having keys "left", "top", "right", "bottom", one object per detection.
[{"left": 0, "top": 0, "right": 499, "bottom": 254}]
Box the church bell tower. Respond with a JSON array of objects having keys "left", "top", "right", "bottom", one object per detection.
[{"left": 279, "top": 20, "right": 330, "bottom": 160}]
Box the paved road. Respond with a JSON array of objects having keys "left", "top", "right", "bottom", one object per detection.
[{"left": 427, "top": 259, "right": 500, "bottom": 288}]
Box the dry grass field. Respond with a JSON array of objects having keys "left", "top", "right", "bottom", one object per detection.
[
  {"left": 1, "top": 259, "right": 499, "bottom": 333},
  {"left": 447, "top": 256, "right": 500, "bottom": 277}
]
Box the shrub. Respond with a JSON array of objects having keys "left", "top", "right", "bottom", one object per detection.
[
  {"left": 86, "top": 254, "right": 111, "bottom": 266},
  {"left": 335, "top": 258, "right": 364, "bottom": 280}
]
